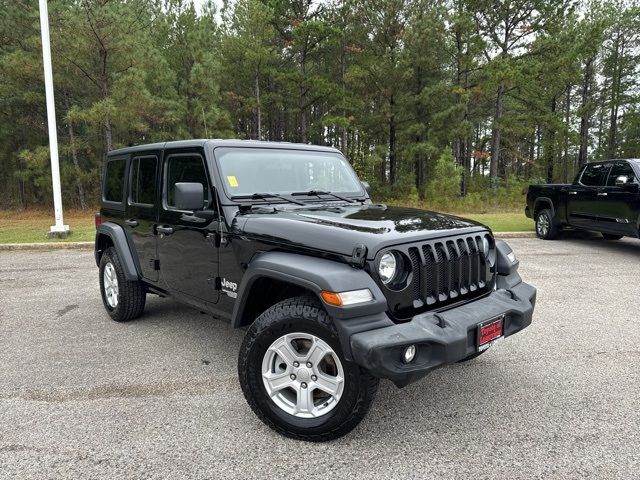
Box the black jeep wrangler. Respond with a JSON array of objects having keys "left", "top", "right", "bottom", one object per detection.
[{"left": 95, "top": 140, "right": 536, "bottom": 441}]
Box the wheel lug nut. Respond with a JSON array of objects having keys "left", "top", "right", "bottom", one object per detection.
[
  {"left": 301, "top": 382, "right": 307, "bottom": 389},
  {"left": 290, "top": 374, "right": 296, "bottom": 380},
  {"left": 311, "top": 375, "right": 317, "bottom": 381},
  {"left": 306, "top": 362, "right": 312, "bottom": 368},
  {"left": 293, "top": 361, "right": 299, "bottom": 367}
]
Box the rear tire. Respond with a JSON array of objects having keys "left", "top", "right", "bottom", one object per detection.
[
  {"left": 535, "top": 209, "right": 558, "bottom": 240},
  {"left": 99, "top": 247, "right": 146, "bottom": 322},
  {"left": 238, "top": 296, "right": 379, "bottom": 442},
  {"left": 601, "top": 233, "right": 623, "bottom": 240}
]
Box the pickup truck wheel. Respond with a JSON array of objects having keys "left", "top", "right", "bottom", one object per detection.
[
  {"left": 99, "top": 247, "right": 146, "bottom": 322},
  {"left": 602, "top": 233, "right": 623, "bottom": 240},
  {"left": 535, "top": 209, "right": 558, "bottom": 240},
  {"left": 238, "top": 296, "right": 379, "bottom": 442}
]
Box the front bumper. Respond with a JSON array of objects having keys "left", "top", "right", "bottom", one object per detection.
[{"left": 349, "top": 280, "right": 536, "bottom": 387}]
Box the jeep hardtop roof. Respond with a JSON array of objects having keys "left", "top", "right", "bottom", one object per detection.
[{"left": 108, "top": 139, "right": 342, "bottom": 157}]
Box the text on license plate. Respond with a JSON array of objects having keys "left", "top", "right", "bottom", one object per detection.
[{"left": 477, "top": 316, "right": 504, "bottom": 351}]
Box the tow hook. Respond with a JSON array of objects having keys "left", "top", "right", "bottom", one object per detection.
[{"left": 434, "top": 313, "right": 446, "bottom": 328}]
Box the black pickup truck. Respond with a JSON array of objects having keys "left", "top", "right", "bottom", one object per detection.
[{"left": 526, "top": 159, "right": 640, "bottom": 240}]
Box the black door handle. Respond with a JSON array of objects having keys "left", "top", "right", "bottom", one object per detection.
[
  {"left": 125, "top": 219, "right": 139, "bottom": 227},
  {"left": 156, "top": 225, "right": 174, "bottom": 235}
]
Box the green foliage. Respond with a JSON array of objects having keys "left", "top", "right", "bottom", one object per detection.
[
  {"left": 1, "top": 0, "right": 639, "bottom": 210},
  {"left": 425, "top": 150, "right": 461, "bottom": 202}
]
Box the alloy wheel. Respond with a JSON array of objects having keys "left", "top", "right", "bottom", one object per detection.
[
  {"left": 261, "top": 332, "right": 345, "bottom": 418},
  {"left": 103, "top": 262, "right": 119, "bottom": 308},
  {"left": 537, "top": 213, "right": 550, "bottom": 237}
]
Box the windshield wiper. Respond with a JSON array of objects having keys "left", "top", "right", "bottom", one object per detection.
[
  {"left": 244, "top": 192, "right": 306, "bottom": 206},
  {"left": 292, "top": 190, "right": 358, "bottom": 203}
]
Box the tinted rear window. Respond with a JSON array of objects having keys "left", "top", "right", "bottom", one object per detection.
[
  {"left": 130, "top": 156, "right": 158, "bottom": 205},
  {"left": 104, "top": 159, "right": 126, "bottom": 202},
  {"left": 580, "top": 163, "right": 609, "bottom": 186}
]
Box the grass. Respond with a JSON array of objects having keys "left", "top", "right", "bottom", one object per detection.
[
  {"left": 464, "top": 213, "right": 534, "bottom": 232},
  {"left": 0, "top": 207, "right": 533, "bottom": 244},
  {"left": 0, "top": 209, "right": 95, "bottom": 244}
]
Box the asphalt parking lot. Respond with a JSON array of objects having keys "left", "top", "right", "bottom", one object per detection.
[{"left": 1, "top": 235, "right": 639, "bottom": 479}]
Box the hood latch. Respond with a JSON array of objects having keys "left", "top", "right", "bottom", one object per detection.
[{"left": 350, "top": 244, "right": 367, "bottom": 268}]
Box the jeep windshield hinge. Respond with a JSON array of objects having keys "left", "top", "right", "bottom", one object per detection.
[
  {"left": 350, "top": 244, "right": 367, "bottom": 268},
  {"left": 206, "top": 232, "right": 222, "bottom": 248}
]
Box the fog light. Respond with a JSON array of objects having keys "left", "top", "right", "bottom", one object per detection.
[{"left": 402, "top": 345, "right": 416, "bottom": 364}]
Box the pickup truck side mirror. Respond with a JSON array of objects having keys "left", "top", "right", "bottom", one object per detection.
[
  {"left": 361, "top": 181, "right": 372, "bottom": 197},
  {"left": 615, "top": 176, "right": 639, "bottom": 192},
  {"left": 175, "top": 182, "right": 205, "bottom": 211},
  {"left": 614, "top": 175, "right": 629, "bottom": 186}
]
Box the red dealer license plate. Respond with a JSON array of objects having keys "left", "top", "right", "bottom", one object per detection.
[{"left": 477, "top": 316, "right": 504, "bottom": 351}]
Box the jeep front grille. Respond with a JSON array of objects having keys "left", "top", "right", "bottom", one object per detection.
[{"left": 378, "top": 232, "right": 494, "bottom": 319}]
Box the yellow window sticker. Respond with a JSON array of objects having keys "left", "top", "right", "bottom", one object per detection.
[{"left": 227, "top": 175, "right": 239, "bottom": 187}]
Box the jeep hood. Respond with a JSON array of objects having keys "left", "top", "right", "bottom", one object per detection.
[{"left": 236, "top": 204, "right": 489, "bottom": 259}]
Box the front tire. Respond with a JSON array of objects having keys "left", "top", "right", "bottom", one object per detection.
[
  {"left": 99, "top": 247, "right": 146, "bottom": 322},
  {"left": 238, "top": 296, "right": 379, "bottom": 442},
  {"left": 535, "top": 209, "right": 558, "bottom": 240}
]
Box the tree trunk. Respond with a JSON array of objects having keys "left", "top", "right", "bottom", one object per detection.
[
  {"left": 255, "top": 72, "right": 262, "bottom": 140},
  {"left": 607, "top": 32, "right": 622, "bottom": 159},
  {"left": 578, "top": 57, "right": 593, "bottom": 167},
  {"left": 64, "top": 93, "right": 87, "bottom": 210},
  {"left": 340, "top": 42, "right": 348, "bottom": 153},
  {"left": 388, "top": 94, "right": 397, "bottom": 185},
  {"left": 489, "top": 80, "right": 505, "bottom": 193},
  {"left": 546, "top": 96, "right": 557, "bottom": 183},
  {"left": 563, "top": 85, "right": 571, "bottom": 183},
  {"left": 99, "top": 49, "right": 113, "bottom": 151}
]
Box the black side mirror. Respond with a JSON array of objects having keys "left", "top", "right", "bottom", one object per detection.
[
  {"left": 361, "top": 181, "right": 372, "bottom": 197},
  {"left": 175, "top": 182, "right": 205, "bottom": 211},
  {"left": 615, "top": 176, "right": 639, "bottom": 192},
  {"left": 614, "top": 175, "right": 629, "bottom": 187}
]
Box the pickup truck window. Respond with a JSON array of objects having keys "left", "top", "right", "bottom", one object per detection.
[
  {"left": 606, "top": 162, "right": 635, "bottom": 186},
  {"left": 580, "top": 163, "right": 610, "bottom": 186}
]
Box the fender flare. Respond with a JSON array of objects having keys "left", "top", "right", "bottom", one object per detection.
[
  {"left": 533, "top": 197, "right": 555, "bottom": 219},
  {"left": 231, "top": 251, "right": 388, "bottom": 328},
  {"left": 95, "top": 222, "right": 140, "bottom": 280}
]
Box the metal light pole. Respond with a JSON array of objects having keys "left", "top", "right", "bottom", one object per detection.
[{"left": 39, "top": 0, "right": 69, "bottom": 237}]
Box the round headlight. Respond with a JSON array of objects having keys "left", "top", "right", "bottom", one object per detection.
[
  {"left": 482, "top": 236, "right": 490, "bottom": 258},
  {"left": 378, "top": 252, "right": 398, "bottom": 284}
]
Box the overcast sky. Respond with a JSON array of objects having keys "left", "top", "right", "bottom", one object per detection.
[{"left": 192, "top": 0, "right": 225, "bottom": 13}]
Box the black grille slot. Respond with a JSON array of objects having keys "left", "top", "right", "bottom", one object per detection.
[{"left": 408, "top": 247, "right": 421, "bottom": 300}]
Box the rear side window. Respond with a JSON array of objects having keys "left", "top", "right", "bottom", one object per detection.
[
  {"left": 606, "top": 162, "right": 636, "bottom": 186},
  {"left": 130, "top": 156, "right": 158, "bottom": 206},
  {"left": 580, "top": 163, "right": 609, "bottom": 186},
  {"left": 165, "top": 154, "right": 210, "bottom": 209},
  {"left": 104, "top": 159, "right": 126, "bottom": 202}
]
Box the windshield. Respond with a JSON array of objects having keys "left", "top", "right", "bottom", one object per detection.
[{"left": 215, "top": 147, "right": 364, "bottom": 198}]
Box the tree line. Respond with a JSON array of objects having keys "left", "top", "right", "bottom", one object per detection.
[{"left": 1, "top": 0, "right": 639, "bottom": 210}]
